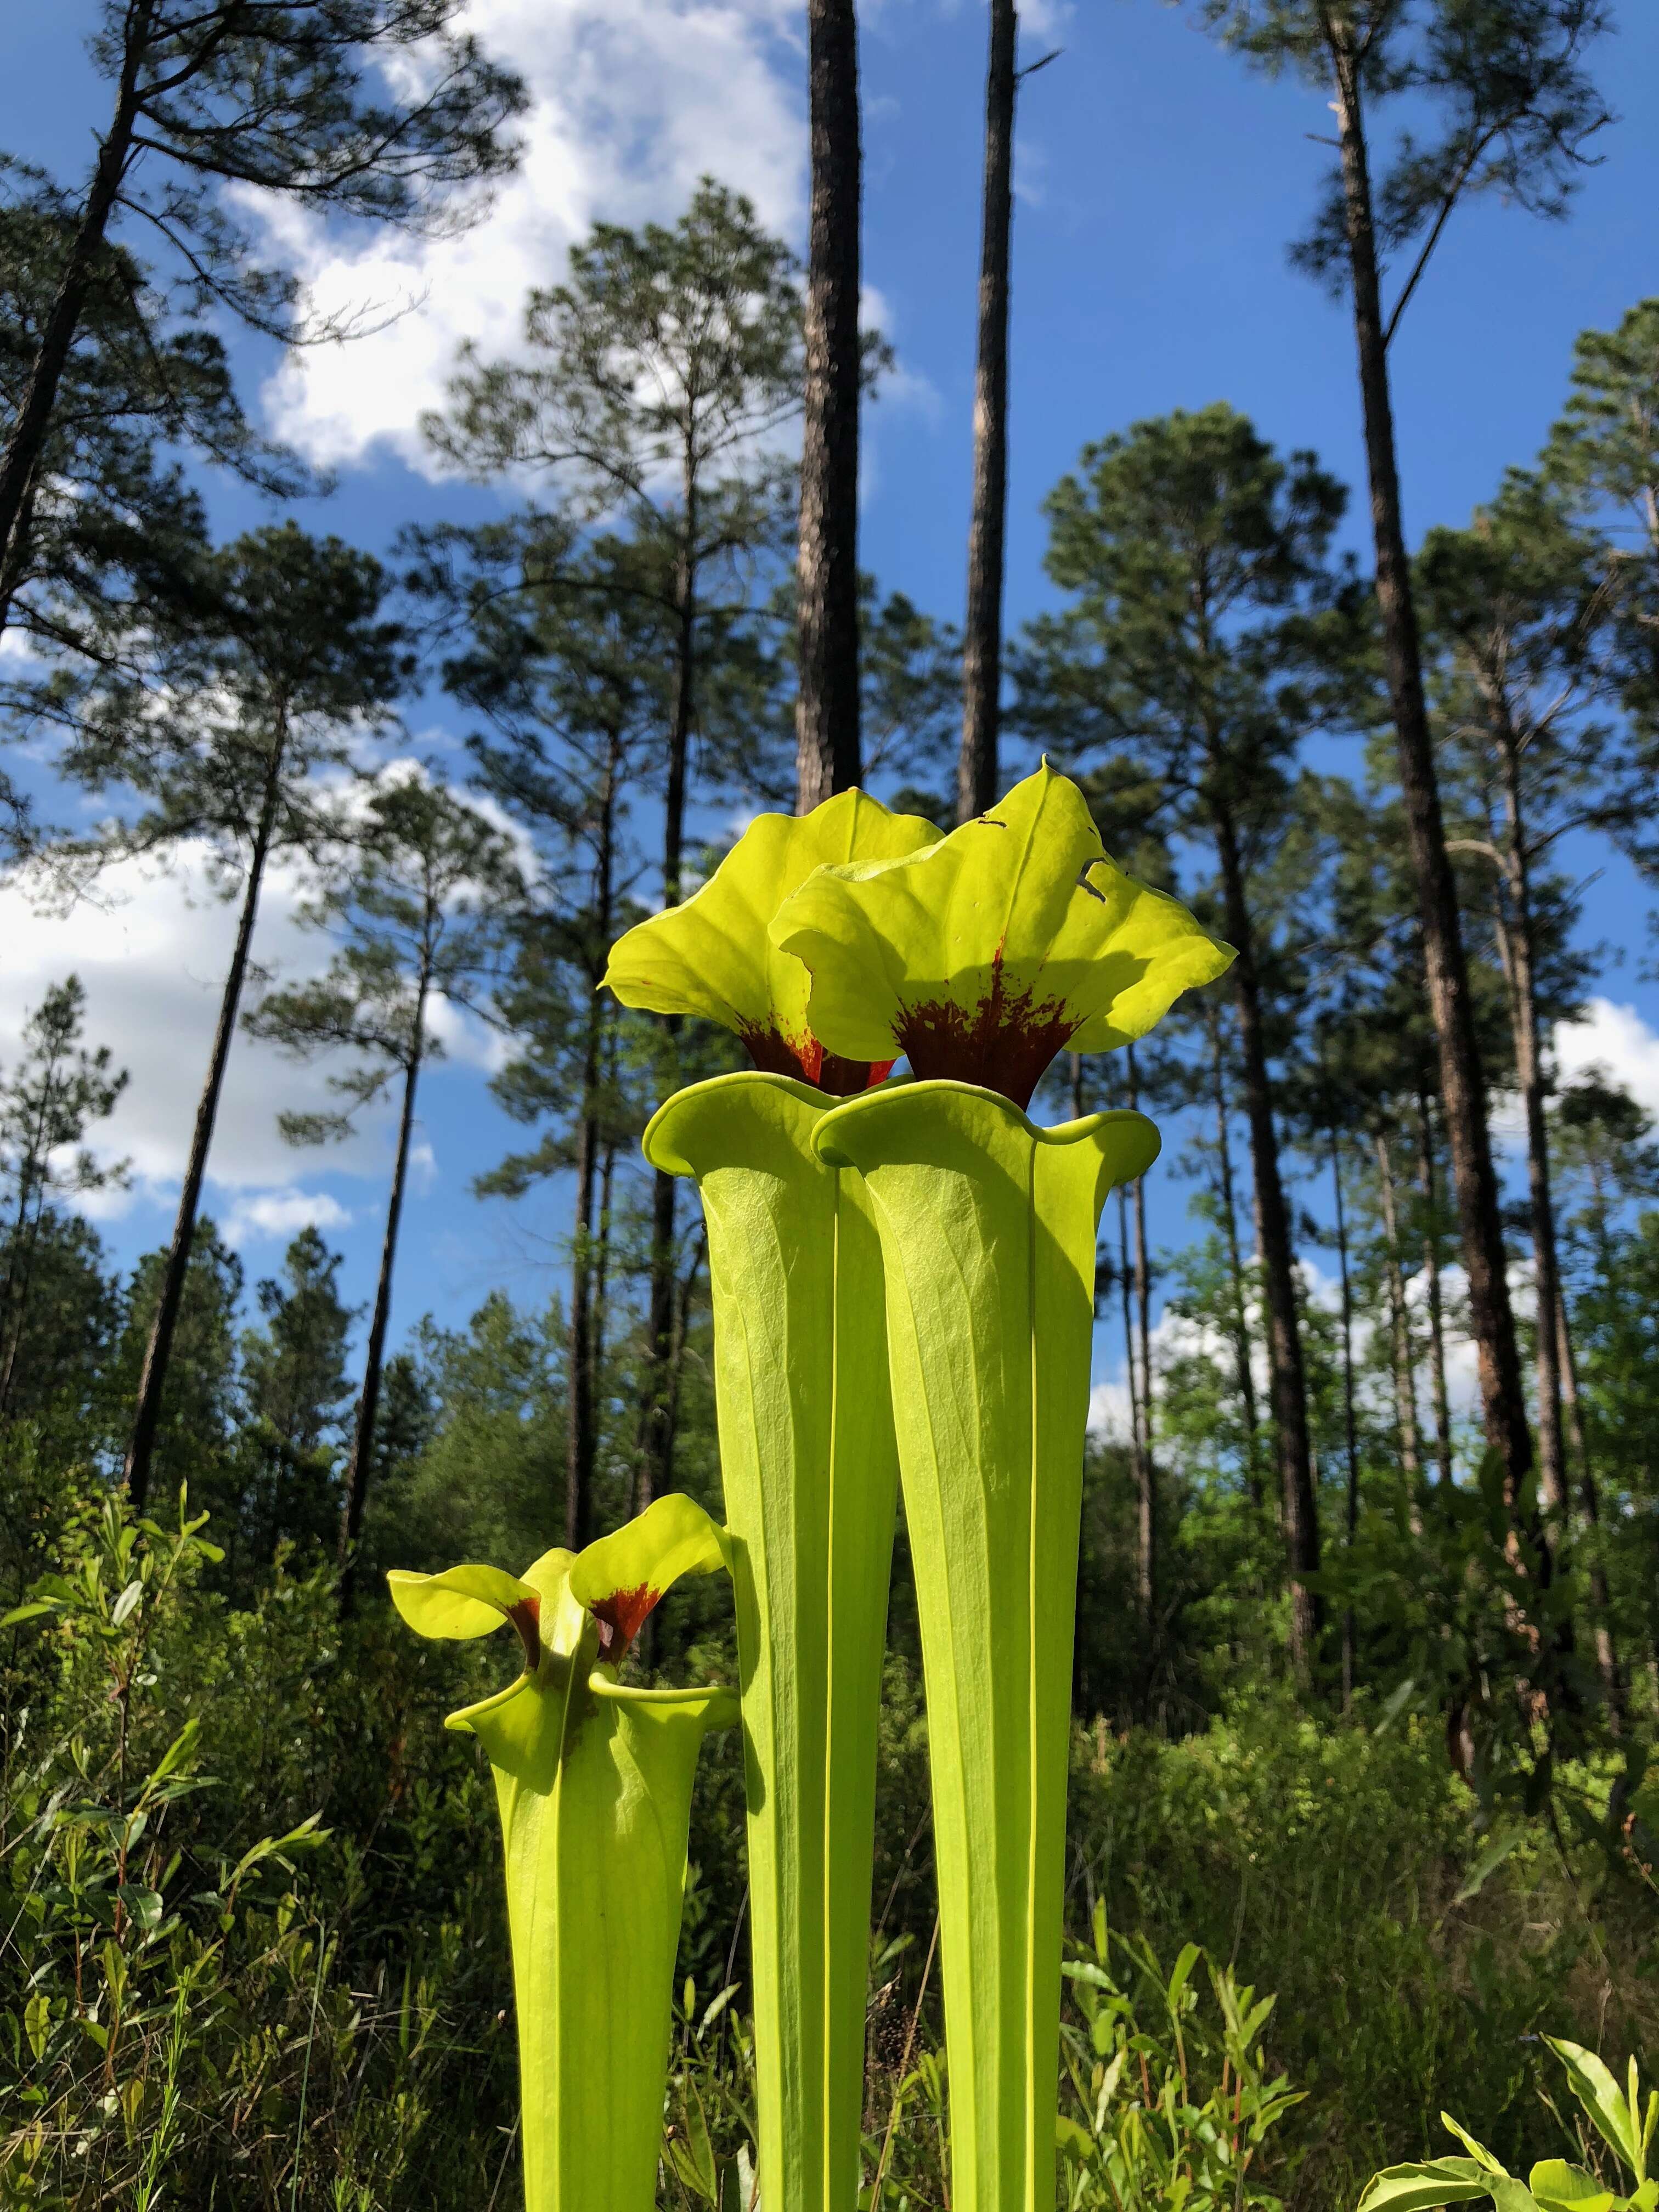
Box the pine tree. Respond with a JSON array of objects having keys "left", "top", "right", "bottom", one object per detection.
[
  {"left": 0, "top": 0, "right": 526, "bottom": 624},
  {"left": 1194, "top": 0, "right": 1611, "bottom": 1548},
  {"left": 65, "top": 524, "right": 408, "bottom": 1509},
  {"left": 246, "top": 774, "right": 521, "bottom": 1607},
  {"left": 1024, "top": 403, "right": 1345, "bottom": 1675},
  {"left": 0, "top": 977, "right": 128, "bottom": 1420}
]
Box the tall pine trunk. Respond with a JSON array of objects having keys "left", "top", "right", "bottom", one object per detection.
[
  {"left": 1206, "top": 1004, "right": 1261, "bottom": 1506},
  {"left": 638, "top": 487, "right": 698, "bottom": 1513},
  {"left": 124, "top": 737, "right": 284, "bottom": 1509},
  {"left": 1374, "top": 1128, "right": 1424, "bottom": 1533},
  {"left": 1125, "top": 1043, "right": 1156, "bottom": 1678},
  {"left": 1556, "top": 1284, "right": 1625, "bottom": 1731},
  {"left": 1415, "top": 1090, "right": 1457, "bottom": 1489},
  {"left": 1324, "top": 25, "right": 1538, "bottom": 1532},
  {"left": 1488, "top": 725, "right": 1568, "bottom": 1513},
  {"left": 1214, "top": 810, "right": 1320, "bottom": 1675},
  {"left": 567, "top": 738, "right": 618, "bottom": 1548},
  {"left": 337, "top": 975, "right": 428, "bottom": 1615},
  {"left": 957, "top": 0, "right": 1017, "bottom": 822},
  {"left": 0, "top": 0, "right": 155, "bottom": 624},
  {"left": 1331, "top": 1130, "right": 1361, "bottom": 1709},
  {"left": 795, "top": 0, "right": 863, "bottom": 809}
]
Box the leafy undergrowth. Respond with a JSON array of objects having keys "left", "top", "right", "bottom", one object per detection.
[{"left": 3, "top": 1480, "right": 1655, "bottom": 2208}]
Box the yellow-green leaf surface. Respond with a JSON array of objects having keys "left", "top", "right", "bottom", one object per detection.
[
  {"left": 569, "top": 1491, "right": 730, "bottom": 1662},
  {"left": 1356, "top": 2159, "right": 1493, "bottom": 2212},
  {"left": 772, "top": 761, "right": 1233, "bottom": 1107},
  {"left": 644, "top": 1069, "right": 901, "bottom": 2212},
  {"left": 603, "top": 789, "right": 940, "bottom": 1090},
  {"left": 814, "top": 1079, "right": 1160, "bottom": 2212},
  {"left": 1528, "top": 2160, "right": 1615, "bottom": 2212},
  {"left": 1547, "top": 2040, "right": 1647, "bottom": 2180},
  {"left": 388, "top": 1518, "right": 736, "bottom": 2212}
]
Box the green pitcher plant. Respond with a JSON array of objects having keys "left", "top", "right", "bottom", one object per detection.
[
  {"left": 387, "top": 1493, "right": 735, "bottom": 2212},
  {"left": 775, "top": 763, "right": 1235, "bottom": 2212},
  {"left": 603, "top": 788, "right": 938, "bottom": 2212}
]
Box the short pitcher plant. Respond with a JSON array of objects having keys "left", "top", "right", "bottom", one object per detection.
[
  {"left": 394, "top": 764, "right": 1231, "bottom": 2212},
  {"left": 389, "top": 1495, "right": 735, "bottom": 2212}
]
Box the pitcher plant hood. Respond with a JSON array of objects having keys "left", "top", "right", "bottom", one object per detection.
[
  {"left": 602, "top": 788, "right": 941, "bottom": 1093},
  {"left": 770, "top": 761, "right": 1234, "bottom": 1108},
  {"left": 387, "top": 1494, "right": 736, "bottom": 2212}
]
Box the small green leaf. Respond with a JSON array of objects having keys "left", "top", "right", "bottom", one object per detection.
[
  {"left": 1443, "top": 2113, "right": 1510, "bottom": 2174},
  {"left": 1549, "top": 2041, "right": 1642, "bottom": 2174},
  {"left": 1, "top": 1600, "right": 57, "bottom": 1628},
  {"left": 1056, "top": 2114, "right": 1094, "bottom": 2162},
  {"left": 1356, "top": 2158, "right": 1493, "bottom": 2212},
  {"left": 110, "top": 1579, "right": 143, "bottom": 1628},
  {"left": 1528, "top": 2159, "right": 1614, "bottom": 2212},
  {"left": 1454, "top": 1831, "right": 1523, "bottom": 1906}
]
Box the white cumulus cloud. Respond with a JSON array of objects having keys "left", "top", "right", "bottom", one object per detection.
[
  {"left": 1553, "top": 997, "right": 1659, "bottom": 1123},
  {"left": 223, "top": 1189, "right": 355, "bottom": 1246},
  {"left": 258, "top": 0, "right": 805, "bottom": 470}
]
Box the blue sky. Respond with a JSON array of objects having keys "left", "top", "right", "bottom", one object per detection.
[{"left": 5, "top": 0, "right": 1658, "bottom": 1399}]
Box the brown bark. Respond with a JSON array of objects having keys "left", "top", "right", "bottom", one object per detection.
[
  {"left": 1374, "top": 1129, "right": 1425, "bottom": 1535},
  {"left": 1323, "top": 19, "right": 1539, "bottom": 1532},
  {"left": 1414, "top": 1090, "right": 1457, "bottom": 1491},
  {"left": 1214, "top": 810, "right": 1320, "bottom": 1676},
  {"left": 337, "top": 976, "right": 427, "bottom": 1615},
  {"left": 957, "top": 0, "right": 1017, "bottom": 823},
  {"left": 1331, "top": 1130, "right": 1362, "bottom": 1711},
  {"left": 795, "top": 0, "right": 863, "bottom": 810},
  {"left": 1127, "top": 1046, "right": 1156, "bottom": 1657},
  {"left": 123, "top": 735, "right": 283, "bottom": 1510},
  {"left": 0, "top": 0, "right": 155, "bottom": 627},
  {"left": 637, "top": 477, "right": 696, "bottom": 1511},
  {"left": 1556, "top": 1285, "right": 1625, "bottom": 1733},
  {"left": 1206, "top": 1004, "right": 1262, "bottom": 1507},
  {"left": 1486, "top": 729, "right": 1568, "bottom": 1513},
  {"left": 566, "top": 737, "right": 618, "bottom": 1549}
]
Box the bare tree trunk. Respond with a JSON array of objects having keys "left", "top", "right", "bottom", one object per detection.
[
  {"left": 1489, "top": 741, "right": 1569, "bottom": 1515},
  {"left": 795, "top": 0, "right": 863, "bottom": 810},
  {"left": 1206, "top": 1003, "right": 1261, "bottom": 1508},
  {"left": 1114, "top": 1176, "right": 1145, "bottom": 1574},
  {"left": 1126, "top": 1046, "right": 1156, "bottom": 1671},
  {"left": 1324, "top": 21, "right": 1539, "bottom": 1534},
  {"left": 567, "top": 738, "right": 619, "bottom": 1548},
  {"left": 639, "top": 491, "right": 697, "bottom": 1511},
  {"left": 338, "top": 983, "right": 428, "bottom": 1616},
  {"left": 124, "top": 742, "right": 283, "bottom": 1509},
  {"left": 1556, "top": 1284, "right": 1625, "bottom": 1733},
  {"left": 1375, "top": 1129, "right": 1424, "bottom": 1535},
  {"left": 957, "top": 0, "right": 1017, "bottom": 823},
  {"left": 1214, "top": 811, "right": 1320, "bottom": 1678},
  {"left": 0, "top": 0, "right": 156, "bottom": 625},
  {"left": 1414, "top": 1089, "right": 1457, "bottom": 1491},
  {"left": 1332, "top": 1129, "right": 1361, "bottom": 1712}
]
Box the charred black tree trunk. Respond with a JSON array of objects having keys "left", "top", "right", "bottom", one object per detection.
[
  {"left": 1213, "top": 810, "right": 1321, "bottom": 1678},
  {"left": 125, "top": 735, "right": 284, "bottom": 1509},
  {"left": 1324, "top": 21, "right": 1539, "bottom": 1540},
  {"left": 795, "top": 0, "right": 864, "bottom": 810},
  {"left": 957, "top": 0, "right": 1017, "bottom": 822}
]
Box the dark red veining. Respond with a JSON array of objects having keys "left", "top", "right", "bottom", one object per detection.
[
  {"left": 590, "top": 1582, "right": 662, "bottom": 1665},
  {"left": 506, "top": 1593, "right": 541, "bottom": 1672},
  {"left": 738, "top": 1021, "right": 895, "bottom": 1096},
  {"left": 892, "top": 951, "right": 1076, "bottom": 1110}
]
